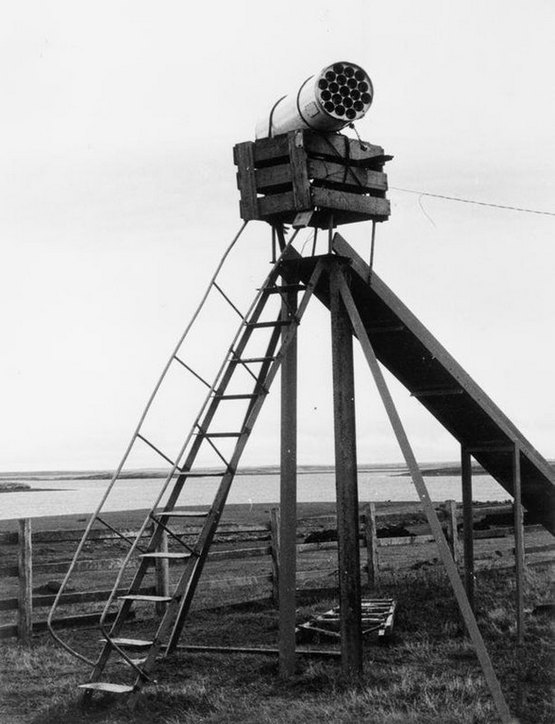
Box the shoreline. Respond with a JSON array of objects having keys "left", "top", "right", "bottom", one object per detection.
[
  {"left": 0, "top": 498, "right": 513, "bottom": 532},
  {"left": 0, "top": 460, "right": 505, "bottom": 482}
]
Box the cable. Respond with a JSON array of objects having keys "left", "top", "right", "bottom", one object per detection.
[{"left": 390, "top": 187, "right": 555, "bottom": 217}]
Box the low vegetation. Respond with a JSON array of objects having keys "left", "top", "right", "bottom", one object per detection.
[{"left": 1, "top": 566, "right": 553, "bottom": 724}]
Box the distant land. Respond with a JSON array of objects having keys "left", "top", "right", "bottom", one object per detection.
[
  {"left": 0, "top": 460, "right": 552, "bottom": 488},
  {"left": 0, "top": 461, "right": 490, "bottom": 483}
]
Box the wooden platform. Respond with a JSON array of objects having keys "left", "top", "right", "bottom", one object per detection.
[
  {"left": 296, "top": 598, "right": 396, "bottom": 643},
  {"left": 233, "top": 130, "right": 391, "bottom": 228},
  {"left": 281, "top": 237, "right": 555, "bottom": 534}
]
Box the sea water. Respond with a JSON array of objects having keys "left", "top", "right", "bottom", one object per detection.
[{"left": 0, "top": 470, "right": 510, "bottom": 521}]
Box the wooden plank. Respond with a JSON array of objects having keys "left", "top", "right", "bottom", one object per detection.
[
  {"left": 12, "top": 527, "right": 151, "bottom": 544},
  {"left": 462, "top": 447, "right": 475, "bottom": 610},
  {"left": 330, "top": 260, "right": 362, "bottom": 678},
  {"left": 18, "top": 519, "right": 32, "bottom": 645},
  {"left": 0, "top": 586, "right": 156, "bottom": 612},
  {"left": 176, "top": 643, "right": 341, "bottom": 659},
  {"left": 255, "top": 163, "right": 292, "bottom": 192},
  {"left": 155, "top": 530, "right": 170, "bottom": 616},
  {"left": 0, "top": 623, "right": 18, "bottom": 639},
  {"left": 258, "top": 191, "right": 297, "bottom": 217},
  {"left": 337, "top": 273, "right": 513, "bottom": 723},
  {"left": 0, "top": 532, "right": 18, "bottom": 545},
  {"left": 234, "top": 141, "right": 259, "bottom": 220},
  {"left": 311, "top": 187, "right": 390, "bottom": 219},
  {"left": 0, "top": 522, "right": 268, "bottom": 545},
  {"left": 524, "top": 544, "right": 555, "bottom": 554},
  {"left": 0, "top": 564, "right": 19, "bottom": 578},
  {"left": 0, "top": 610, "right": 134, "bottom": 640},
  {"left": 445, "top": 500, "right": 459, "bottom": 564},
  {"left": 34, "top": 557, "right": 140, "bottom": 574},
  {"left": 251, "top": 134, "right": 289, "bottom": 165},
  {"left": 303, "top": 132, "right": 386, "bottom": 165},
  {"left": 513, "top": 446, "right": 525, "bottom": 646},
  {"left": 208, "top": 546, "right": 271, "bottom": 562},
  {"left": 378, "top": 535, "right": 435, "bottom": 547},
  {"left": 364, "top": 503, "right": 378, "bottom": 587},
  {"left": 279, "top": 284, "right": 298, "bottom": 677},
  {"left": 199, "top": 573, "right": 273, "bottom": 592},
  {"left": 288, "top": 131, "right": 311, "bottom": 210},
  {"left": 308, "top": 159, "right": 387, "bottom": 194},
  {"left": 269, "top": 508, "right": 280, "bottom": 605}
]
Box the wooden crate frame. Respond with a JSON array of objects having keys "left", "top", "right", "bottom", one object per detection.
[{"left": 233, "top": 130, "right": 392, "bottom": 228}]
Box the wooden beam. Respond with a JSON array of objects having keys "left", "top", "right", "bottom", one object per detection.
[
  {"left": 234, "top": 142, "right": 259, "bottom": 220},
  {"left": 279, "top": 285, "right": 298, "bottom": 677},
  {"left": 311, "top": 187, "right": 390, "bottom": 219},
  {"left": 18, "top": 518, "right": 32, "bottom": 645},
  {"left": 444, "top": 500, "right": 459, "bottom": 564},
  {"left": 461, "top": 447, "right": 475, "bottom": 610},
  {"left": 288, "top": 132, "right": 311, "bottom": 210},
  {"left": 155, "top": 530, "right": 170, "bottom": 617},
  {"left": 329, "top": 260, "right": 362, "bottom": 678},
  {"left": 513, "top": 445, "right": 525, "bottom": 646},
  {"left": 364, "top": 503, "right": 378, "bottom": 587},
  {"left": 337, "top": 273, "right": 513, "bottom": 724},
  {"left": 269, "top": 508, "right": 280, "bottom": 605}
]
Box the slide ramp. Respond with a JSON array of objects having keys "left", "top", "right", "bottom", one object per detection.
[{"left": 282, "top": 234, "right": 555, "bottom": 533}]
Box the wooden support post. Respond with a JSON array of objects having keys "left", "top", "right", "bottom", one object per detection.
[
  {"left": 155, "top": 529, "right": 170, "bottom": 617},
  {"left": 364, "top": 503, "right": 378, "bottom": 587},
  {"left": 18, "top": 518, "right": 32, "bottom": 645},
  {"left": 330, "top": 260, "right": 362, "bottom": 678},
  {"left": 445, "top": 500, "right": 459, "bottom": 565},
  {"left": 269, "top": 508, "right": 280, "bottom": 606},
  {"left": 279, "top": 286, "right": 298, "bottom": 677},
  {"left": 461, "top": 447, "right": 475, "bottom": 611},
  {"left": 513, "top": 445, "right": 525, "bottom": 646},
  {"left": 337, "top": 274, "right": 513, "bottom": 723}
]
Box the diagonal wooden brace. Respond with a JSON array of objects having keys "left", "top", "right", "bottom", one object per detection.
[{"left": 336, "top": 272, "right": 513, "bottom": 724}]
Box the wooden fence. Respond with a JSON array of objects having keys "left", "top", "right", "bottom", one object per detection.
[{"left": 1, "top": 502, "right": 553, "bottom": 643}]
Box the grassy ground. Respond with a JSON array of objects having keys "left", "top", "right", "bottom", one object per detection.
[{"left": 1, "top": 567, "right": 553, "bottom": 724}]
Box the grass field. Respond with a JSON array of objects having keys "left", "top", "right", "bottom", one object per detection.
[{"left": 1, "top": 564, "right": 553, "bottom": 724}]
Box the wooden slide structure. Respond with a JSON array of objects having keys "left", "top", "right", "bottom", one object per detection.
[{"left": 283, "top": 233, "right": 555, "bottom": 533}]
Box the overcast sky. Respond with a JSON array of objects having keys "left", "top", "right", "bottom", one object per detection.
[{"left": 1, "top": 1, "right": 553, "bottom": 471}]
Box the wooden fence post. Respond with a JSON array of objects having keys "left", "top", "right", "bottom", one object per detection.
[
  {"left": 444, "top": 500, "right": 459, "bottom": 565},
  {"left": 155, "top": 529, "right": 170, "bottom": 616},
  {"left": 269, "top": 508, "right": 280, "bottom": 605},
  {"left": 18, "top": 518, "right": 32, "bottom": 645},
  {"left": 364, "top": 503, "right": 378, "bottom": 587}
]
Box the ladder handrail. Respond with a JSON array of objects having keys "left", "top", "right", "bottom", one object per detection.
[
  {"left": 95, "top": 228, "right": 301, "bottom": 632},
  {"left": 47, "top": 224, "right": 302, "bottom": 664},
  {"left": 47, "top": 221, "right": 248, "bottom": 662}
]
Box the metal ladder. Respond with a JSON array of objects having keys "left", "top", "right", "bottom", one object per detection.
[{"left": 48, "top": 226, "right": 324, "bottom": 701}]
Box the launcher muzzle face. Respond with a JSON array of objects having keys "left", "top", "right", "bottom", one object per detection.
[{"left": 255, "top": 61, "right": 373, "bottom": 139}]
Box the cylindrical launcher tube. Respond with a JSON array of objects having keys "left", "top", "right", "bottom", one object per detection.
[{"left": 255, "top": 61, "right": 373, "bottom": 139}]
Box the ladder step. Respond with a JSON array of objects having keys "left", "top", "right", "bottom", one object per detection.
[
  {"left": 179, "top": 471, "right": 227, "bottom": 478},
  {"left": 215, "top": 393, "right": 259, "bottom": 400},
  {"left": 247, "top": 320, "right": 291, "bottom": 329},
  {"left": 263, "top": 284, "right": 307, "bottom": 294},
  {"left": 78, "top": 682, "right": 134, "bottom": 694},
  {"left": 106, "top": 637, "right": 152, "bottom": 648},
  {"left": 118, "top": 594, "right": 173, "bottom": 603},
  {"left": 201, "top": 432, "right": 243, "bottom": 438},
  {"left": 140, "top": 552, "right": 192, "bottom": 560},
  {"left": 153, "top": 510, "right": 210, "bottom": 518},
  {"left": 230, "top": 356, "right": 276, "bottom": 364}
]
